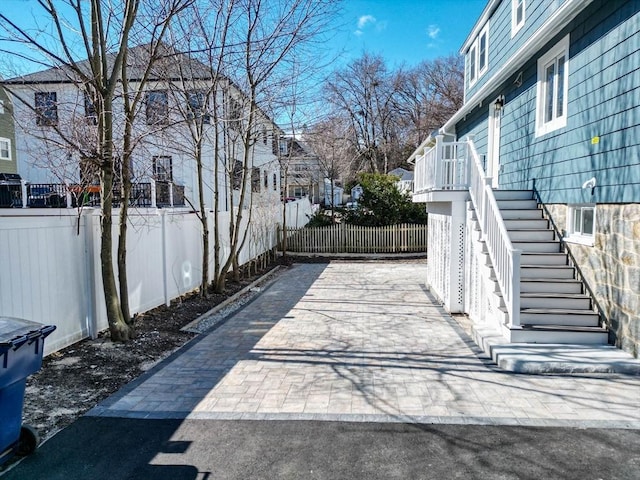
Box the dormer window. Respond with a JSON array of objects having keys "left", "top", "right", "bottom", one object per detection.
[
  {"left": 467, "top": 23, "right": 489, "bottom": 88},
  {"left": 512, "top": 0, "right": 525, "bottom": 37}
]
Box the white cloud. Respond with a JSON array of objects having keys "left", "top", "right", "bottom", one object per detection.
[
  {"left": 357, "top": 14, "right": 376, "bottom": 29},
  {"left": 427, "top": 24, "right": 440, "bottom": 40}
]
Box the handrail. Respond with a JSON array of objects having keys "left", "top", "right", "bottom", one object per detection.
[
  {"left": 532, "top": 183, "right": 606, "bottom": 328},
  {"left": 467, "top": 139, "right": 521, "bottom": 328},
  {"left": 412, "top": 134, "right": 521, "bottom": 327}
]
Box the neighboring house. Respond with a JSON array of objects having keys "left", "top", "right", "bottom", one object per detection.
[
  {"left": 2, "top": 45, "right": 281, "bottom": 211},
  {"left": 410, "top": 0, "right": 640, "bottom": 358},
  {"left": 0, "top": 83, "right": 17, "bottom": 175},
  {"left": 281, "top": 136, "right": 323, "bottom": 204},
  {"left": 323, "top": 178, "right": 344, "bottom": 207},
  {"left": 388, "top": 167, "right": 414, "bottom": 194}
]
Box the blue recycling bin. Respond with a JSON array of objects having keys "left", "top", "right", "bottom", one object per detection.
[{"left": 0, "top": 317, "right": 56, "bottom": 466}]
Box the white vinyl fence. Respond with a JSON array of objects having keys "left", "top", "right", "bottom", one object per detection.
[
  {"left": 280, "top": 223, "right": 428, "bottom": 254},
  {"left": 0, "top": 199, "right": 312, "bottom": 355}
]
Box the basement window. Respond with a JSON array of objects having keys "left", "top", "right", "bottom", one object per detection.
[{"left": 566, "top": 204, "right": 595, "bottom": 246}]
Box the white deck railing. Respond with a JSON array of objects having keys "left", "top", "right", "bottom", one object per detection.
[
  {"left": 413, "top": 134, "right": 521, "bottom": 328},
  {"left": 413, "top": 135, "right": 470, "bottom": 193}
]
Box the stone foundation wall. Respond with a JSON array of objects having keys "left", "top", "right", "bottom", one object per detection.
[{"left": 545, "top": 204, "right": 640, "bottom": 358}]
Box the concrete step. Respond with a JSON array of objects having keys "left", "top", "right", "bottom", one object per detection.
[
  {"left": 521, "top": 252, "right": 567, "bottom": 265},
  {"left": 508, "top": 229, "right": 556, "bottom": 242},
  {"left": 520, "top": 293, "right": 591, "bottom": 310},
  {"left": 468, "top": 327, "right": 640, "bottom": 373},
  {"left": 519, "top": 308, "right": 600, "bottom": 326},
  {"left": 492, "top": 190, "right": 533, "bottom": 200},
  {"left": 520, "top": 265, "right": 575, "bottom": 279},
  {"left": 512, "top": 241, "right": 561, "bottom": 253},
  {"left": 509, "top": 325, "right": 609, "bottom": 345},
  {"left": 497, "top": 199, "right": 539, "bottom": 210}
]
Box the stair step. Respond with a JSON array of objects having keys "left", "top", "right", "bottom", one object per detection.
[
  {"left": 520, "top": 308, "right": 600, "bottom": 326},
  {"left": 510, "top": 325, "right": 608, "bottom": 345},
  {"left": 496, "top": 199, "right": 539, "bottom": 209},
  {"left": 521, "top": 253, "right": 567, "bottom": 265},
  {"left": 512, "top": 241, "right": 561, "bottom": 253},
  {"left": 520, "top": 293, "right": 591, "bottom": 310},
  {"left": 503, "top": 219, "right": 549, "bottom": 229},
  {"left": 500, "top": 209, "right": 544, "bottom": 220},
  {"left": 492, "top": 190, "right": 533, "bottom": 200},
  {"left": 520, "top": 279, "right": 583, "bottom": 293},
  {"left": 520, "top": 265, "right": 575, "bottom": 279},
  {"left": 508, "top": 230, "right": 556, "bottom": 241}
]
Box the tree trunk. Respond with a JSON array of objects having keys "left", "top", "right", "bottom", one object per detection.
[
  {"left": 196, "top": 142, "right": 209, "bottom": 297},
  {"left": 101, "top": 154, "right": 133, "bottom": 341}
]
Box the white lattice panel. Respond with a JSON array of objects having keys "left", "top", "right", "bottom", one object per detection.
[{"left": 427, "top": 214, "right": 451, "bottom": 307}]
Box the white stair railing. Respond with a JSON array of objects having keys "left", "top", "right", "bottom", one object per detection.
[{"left": 467, "top": 138, "right": 521, "bottom": 328}]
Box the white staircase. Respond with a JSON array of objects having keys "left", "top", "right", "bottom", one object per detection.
[{"left": 473, "top": 190, "right": 608, "bottom": 345}]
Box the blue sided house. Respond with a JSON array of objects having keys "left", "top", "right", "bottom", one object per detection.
[{"left": 410, "top": 0, "right": 640, "bottom": 359}]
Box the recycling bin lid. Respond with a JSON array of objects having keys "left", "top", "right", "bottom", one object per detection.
[{"left": 0, "top": 317, "right": 55, "bottom": 348}]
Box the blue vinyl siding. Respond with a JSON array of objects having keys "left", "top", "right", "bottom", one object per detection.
[
  {"left": 465, "top": 0, "right": 566, "bottom": 100},
  {"left": 458, "top": 0, "right": 640, "bottom": 204}
]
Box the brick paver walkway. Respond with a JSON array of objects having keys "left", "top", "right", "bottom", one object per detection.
[{"left": 90, "top": 262, "right": 640, "bottom": 428}]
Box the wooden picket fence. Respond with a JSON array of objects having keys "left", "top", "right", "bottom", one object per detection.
[{"left": 279, "top": 223, "right": 427, "bottom": 254}]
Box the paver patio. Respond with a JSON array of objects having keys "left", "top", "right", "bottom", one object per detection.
[{"left": 90, "top": 261, "right": 640, "bottom": 428}]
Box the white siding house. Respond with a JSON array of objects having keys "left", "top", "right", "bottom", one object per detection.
[{"left": 2, "top": 45, "right": 281, "bottom": 212}]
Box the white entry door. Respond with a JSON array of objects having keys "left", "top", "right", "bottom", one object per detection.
[{"left": 486, "top": 101, "right": 502, "bottom": 188}]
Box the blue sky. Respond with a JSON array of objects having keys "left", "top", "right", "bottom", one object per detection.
[
  {"left": 0, "top": 0, "right": 488, "bottom": 75},
  {"left": 331, "top": 0, "right": 488, "bottom": 68}
]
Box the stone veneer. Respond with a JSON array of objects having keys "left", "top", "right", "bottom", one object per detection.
[{"left": 545, "top": 204, "right": 640, "bottom": 358}]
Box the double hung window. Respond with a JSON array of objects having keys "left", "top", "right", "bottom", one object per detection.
[
  {"left": 536, "top": 35, "right": 569, "bottom": 137},
  {"left": 35, "top": 92, "right": 58, "bottom": 126},
  {"left": 0, "top": 138, "right": 11, "bottom": 160},
  {"left": 512, "top": 0, "right": 525, "bottom": 36}
]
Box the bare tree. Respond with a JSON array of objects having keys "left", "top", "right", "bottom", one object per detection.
[
  {"left": 0, "top": 0, "right": 190, "bottom": 341},
  {"left": 304, "top": 116, "right": 356, "bottom": 219},
  {"left": 395, "top": 55, "right": 464, "bottom": 146},
  {"left": 213, "top": 0, "right": 340, "bottom": 291},
  {"left": 324, "top": 53, "right": 403, "bottom": 174},
  {"left": 163, "top": 0, "right": 235, "bottom": 297}
]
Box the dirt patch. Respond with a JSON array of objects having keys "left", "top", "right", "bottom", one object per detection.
[{"left": 18, "top": 262, "right": 285, "bottom": 445}]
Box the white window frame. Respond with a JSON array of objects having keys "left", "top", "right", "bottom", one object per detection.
[
  {"left": 468, "top": 44, "right": 477, "bottom": 86},
  {"left": 477, "top": 24, "right": 489, "bottom": 77},
  {"left": 467, "top": 23, "right": 489, "bottom": 88},
  {"left": 0, "top": 137, "right": 11, "bottom": 160},
  {"left": 511, "top": 0, "right": 525, "bottom": 37},
  {"left": 535, "top": 34, "right": 569, "bottom": 137},
  {"left": 279, "top": 139, "right": 288, "bottom": 156},
  {"left": 566, "top": 203, "right": 595, "bottom": 246}
]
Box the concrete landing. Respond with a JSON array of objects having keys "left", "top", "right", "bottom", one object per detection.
[{"left": 472, "top": 325, "right": 640, "bottom": 375}]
